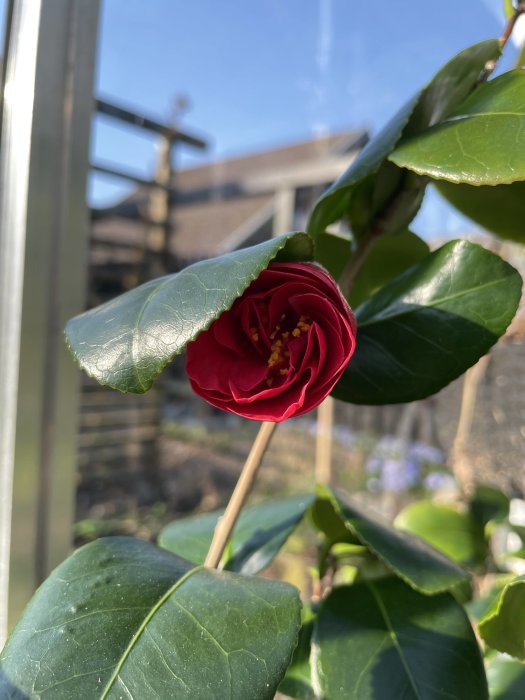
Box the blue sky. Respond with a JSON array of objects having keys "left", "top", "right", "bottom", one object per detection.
[
  {"left": 1, "top": 0, "right": 520, "bottom": 238},
  {"left": 90, "top": 0, "right": 519, "bottom": 238}
]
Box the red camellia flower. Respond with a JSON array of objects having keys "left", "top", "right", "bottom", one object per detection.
[{"left": 186, "top": 261, "right": 357, "bottom": 422}]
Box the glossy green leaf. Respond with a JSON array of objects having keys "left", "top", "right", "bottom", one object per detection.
[
  {"left": 278, "top": 605, "right": 315, "bottom": 700},
  {"left": 346, "top": 39, "right": 502, "bottom": 241},
  {"left": 307, "top": 39, "right": 500, "bottom": 240},
  {"left": 479, "top": 575, "right": 525, "bottom": 659},
  {"left": 307, "top": 93, "right": 420, "bottom": 240},
  {"left": 348, "top": 229, "right": 430, "bottom": 308},
  {"left": 406, "top": 39, "right": 501, "bottom": 132},
  {"left": 436, "top": 179, "right": 525, "bottom": 243},
  {"left": 332, "top": 239, "right": 522, "bottom": 405},
  {"left": 158, "top": 510, "right": 221, "bottom": 566},
  {"left": 310, "top": 489, "right": 361, "bottom": 547},
  {"left": 312, "top": 577, "right": 488, "bottom": 700},
  {"left": 395, "top": 500, "right": 487, "bottom": 566},
  {"left": 342, "top": 146, "right": 425, "bottom": 242},
  {"left": 65, "top": 232, "right": 313, "bottom": 393},
  {"left": 313, "top": 487, "right": 468, "bottom": 594},
  {"left": 390, "top": 71, "right": 525, "bottom": 185},
  {"left": 487, "top": 655, "right": 525, "bottom": 699},
  {"left": 0, "top": 537, "right": 301, "bottom": 699},
  {"left": 158, "top": 494, "right": 315, "bottom": 575}
]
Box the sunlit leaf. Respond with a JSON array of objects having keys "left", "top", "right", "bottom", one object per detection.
[
  {"left": 467, "top": 573, "right": 515, "bottom": 622},
  {"left": 307, "top": 39, "right": 500, "bottom": 241},
  {"left": 0, "top": 538, "right": 301, "bottom": 699},
  {"left": 390, "top": 71, "right": 525, "bottom": 185},
  {"left": 395, "top": 500, "right": 487, "bottom": 566},
  {"left": 65, "top": 232, "right": 313, "bottom": 393},
  {"left": 479, "top": 575, "right": 525, "bottom": 659},
  {"left": 307, "top": 93, "right": 420, "bottom": 240}
]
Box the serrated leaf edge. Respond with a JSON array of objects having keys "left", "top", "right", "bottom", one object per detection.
[{"left": 64, "top": 231, "right": 313, "bottom": 394}]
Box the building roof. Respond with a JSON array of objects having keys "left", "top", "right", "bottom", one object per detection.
[
  {"left": 174, "top": 130, "right": 366, "bottom": 193},
  {"left": 91, "top": 128, "right": 367, "bottom": 264}
]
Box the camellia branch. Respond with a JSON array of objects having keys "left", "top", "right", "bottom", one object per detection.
[
  {"left": 481, "top": 2, "right": 525, "bottom": 80},
  {"left": 204, "top": 420, "right": 277, "bottom": 568},
  {"left": 500, "top": 2, "right": 525, "bottom": 49}
]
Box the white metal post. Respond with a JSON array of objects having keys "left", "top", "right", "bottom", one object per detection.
[
  {"left": 0, "top": 0, "right": 43, "bottom": 650},
  {"left": 0, "top": 0, "right": 99, "bottom": 646}
]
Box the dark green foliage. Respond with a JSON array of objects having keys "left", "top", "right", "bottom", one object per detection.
[
  {"left": 332, "top": 240, "right": 521, "bottom": 405},
  {"left": 312, "top": 578, "right": 487, "bottom": 700},
  {"left": 0, "top": 538, "right": 301, "bottom": 699}
]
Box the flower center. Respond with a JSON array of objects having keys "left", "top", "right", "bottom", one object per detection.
[{"left": 265, "top": 314, "right": 311, "bottom": 387}]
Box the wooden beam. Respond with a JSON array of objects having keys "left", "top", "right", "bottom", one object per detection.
[
  {"left": 96, "top": 98, "right": 207, "bottom": 149},
  {"left": 91, "top": 162, "right": 170, "bottom": 189}
]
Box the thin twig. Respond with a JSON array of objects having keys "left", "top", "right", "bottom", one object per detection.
[
  {"left": 204, "top": 421, "right": 277, "bottom": 568},
  {"left": 500, "top": 2, "right": 525, "bottom": 49},
  {"left": 481, "top": 2, "right": 525, "bottom": 81}
]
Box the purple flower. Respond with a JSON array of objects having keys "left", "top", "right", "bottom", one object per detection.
[{"left": 381, "top": 459, "right": 409, "bottom": 492}]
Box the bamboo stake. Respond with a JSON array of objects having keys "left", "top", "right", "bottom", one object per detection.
[
  {"left": 205, "top": 421, "right": 277, "bottom": 568},
  {"left": 315, "top": 397, "right": 334, "bottom": 485}
]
